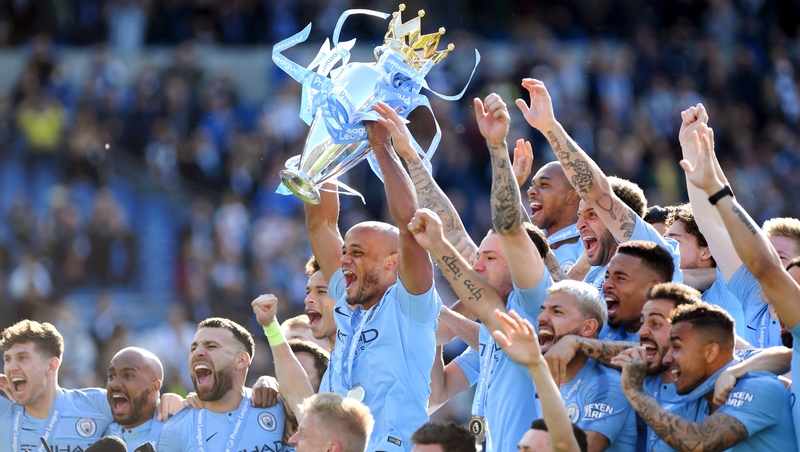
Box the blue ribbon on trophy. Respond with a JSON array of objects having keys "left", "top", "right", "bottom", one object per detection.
[{"left": 271, "top": 4, "right": 480, "bottom": 204}]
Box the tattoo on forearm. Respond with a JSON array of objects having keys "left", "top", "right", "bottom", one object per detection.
[
  {"left": 406, "top": 158, "right": 457, "bottom": 234},
  {"left": 439, "top": 255, "right": 463, "bottom": 280},
  {"left": 593, "top": 194, "right": 636, "bottom": 239},
  {"left": 578, "top": 338, "right": 632, "bottom": 365},
  {"left": 463, "top": 279, "right": 484, "bottom": 301},
  {"left": 547, "top": 131, "right": 594, "bottom": 194},
  {"left": 732, "top": 205, "right": 758, "bottom": 236},
  {"left": 630, "top": 393, "right": 748, "bottom": 452},
  {"left": 489, "top": 143, "right": 524, "bottom": 234},
  {"left": 544, "top": 252, "right": 568, "bottom": 282}
]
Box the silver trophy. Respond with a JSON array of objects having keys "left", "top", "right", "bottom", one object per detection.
[{"left": 273, "top": 5, "right": 463, "bottom": 204}]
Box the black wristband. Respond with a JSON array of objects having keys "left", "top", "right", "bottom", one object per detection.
[{"left": 708, "top": 185, "right": 733, "bottom": 205}]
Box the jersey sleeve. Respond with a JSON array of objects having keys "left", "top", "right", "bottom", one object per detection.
[
  {"left": 156, "top": 410, "right": 188, "bottom": 452},
  {"left": 716, "top": 373, "right": 788, "bottom": 437},
  {"left": 726, "top": 264, "right": 762, "bottom": 313},
  {"left": 702, "top": 269, "right": 746, "bottom": 338},
  {"left": 452, "top": 347, "right": 480, "bottom": 387},
  {"left": 329, "top": 268, "right": 346, "bottom": 302},
  {"left": 630, "top": 216, "right": 683, "bottom": 283},
  {"left": 396, "top": 275, "right": 441, "bottom": 323},
  {"left": 508, "top": 266, "right": 553, "bottom": 320},
  {"left": 82, "top": 387, "right": 114, "bottom": 422}
]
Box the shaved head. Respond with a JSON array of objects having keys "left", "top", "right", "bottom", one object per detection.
[{"left": 111, "top": 347, "right": 164, "bottom": 382}]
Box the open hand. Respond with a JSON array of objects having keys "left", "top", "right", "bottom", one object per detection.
[
  {"left": 372, "top": 101, "right": 415, "bottom": 159},
  {"left": 156, "top": 392, "right": 185, "bottom": 421},
  {"left": 515, "top": 79, "right": 556, "bottom": 131},
  {"left": 679, "top": 126, "right": 725, "bottom": 194},
  {"left": 512, "top": 139, "right": 533, "bottom": 188},
  {"left": 474, "top": 93, "right": 510, "bottom": 148},
  {"left": 491, "top": 309, "right": 544, "bottom": 367}
]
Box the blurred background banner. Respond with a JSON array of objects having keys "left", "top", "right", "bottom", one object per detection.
[{"left": 0, "top": 0, "right": 799, "bottom": 424}]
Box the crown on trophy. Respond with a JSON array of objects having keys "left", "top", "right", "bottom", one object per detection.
[{"left": 381, "top": 4, "right": 455, "bottom": 69}]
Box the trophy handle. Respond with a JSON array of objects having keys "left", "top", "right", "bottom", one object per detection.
[{"left": 280, "top": 169, "right": 322, "bottom": 204}]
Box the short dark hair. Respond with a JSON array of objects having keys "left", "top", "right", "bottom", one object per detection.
[
  {"left": 665, "top": 203, "right": 716, "bottom": 267},
  {"left": 289, "top": 339, "right": 329, "bottom": 383},
  {"left": 0, "top": 320, "right": 64, "bottom": 360},
  {"left": 305, "top": 255, "right": 320, "bottom": 276},
  {"left": 488, "top": 222, "right": 550, "bottom": 259},
  {"left": 530, "top": 419, "right": 588, "bottom": 452},
  {"left": 647, "top": 283, "right": 702, "bottom": 310},
  {"left": 616, "top": 240, "right": 674, "bottom": 282},
  {"left": 411, "top": 422, "right": 475, "bottom": 452},
  {"left": 197, "top": 317, "right": 255, "bottom": 360},
  {"left": 643, "top": 205, "right": 674, "bottom": 226},
  {"left": 670, "top": 301, "right": 735, "bottom": 348},
  {"left": 609, "top": 176, "right": 647, "bottom": 218}
]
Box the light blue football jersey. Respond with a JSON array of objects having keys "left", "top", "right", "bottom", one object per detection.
[
  {"left": 452, "top": 347, "right": 480, "bottom": 385},
  {"left": 598, "top": 325, "right": 639, "bottom": 342},
  {"left": 638, "top": 376, "right": 678, "bottom": 452},
  {"left": 727, "top": 265, "right": 782, "bottom": 347},
  {"left": 0, "top": 387, "right": 113, "bottom": 452},
  {"left": 547, "top": 224, "right": 584, "bottom": 273},
  {"left": 104, "top": 410, "right": 164, "bottom": 450},
  {"left": 702, "top": 268, "right": 746, "bottom": 338},
  {"left": 157, "top": 393, "right": 286, "bottom": 452},
  {"left": 584, "top": 216, "right": 683, "bottom": 293},
  {"left": 716, "top": 371, "right": 797, "bottom": 452},
  {"left": 326, "top": 269, "right": 440, "bottom": 452},
  {"left": 470, "top": 270, "right": 553, "bottom": 452},
  {"left": 556, "top": 358, "right": 637, "bottom": 452}
]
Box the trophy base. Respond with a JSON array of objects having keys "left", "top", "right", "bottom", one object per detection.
[{"left": 280, "top": 169, "right": 322, "bottom": 205}]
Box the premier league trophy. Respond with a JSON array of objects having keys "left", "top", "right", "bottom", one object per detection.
[{"left": 272, "top": 5, "right": 479, "bottom": 204}]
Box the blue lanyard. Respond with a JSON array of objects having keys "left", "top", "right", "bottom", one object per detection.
[
  {"left": 194, "top": 392, "right": 251, "bottom": 452},
  {"left": 339, "top": 303, "right": 380, "bottom": 390},
  {"left": 472, "top": 336, "right": 498, "bottom": 418},
  {"left": 13, "top": 390, "right": 66, "bottom": 452},
  {"left": 547, "top": 225, "right": 580, "bottom": 245}
]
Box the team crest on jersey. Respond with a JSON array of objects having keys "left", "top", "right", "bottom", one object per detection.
[
  {"left": 76, "top": 417, "right": 97, "bottom": 437},
  {"left": 258, "top": 412, "right": 277, "bottom": 431},
  {"left": 566, "top": 402, "right": 580, "bottom": 424}
]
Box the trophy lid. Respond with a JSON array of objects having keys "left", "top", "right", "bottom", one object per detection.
[{"left": 379, "top": 4, "right": 455, "bottom": 69}]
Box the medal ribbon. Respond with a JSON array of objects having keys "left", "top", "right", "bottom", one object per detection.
[
  {"left": 194, "top": 392, "right": 251, "bottom": 452},
  {"left": 12, "top": 390, "right": 66, "bottom": 452},
  {"left": 340, "top": 302, "right": 381, "bottom": 390}
]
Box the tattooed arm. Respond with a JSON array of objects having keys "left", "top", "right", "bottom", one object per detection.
[
  {"left": 476, "top": 94, "right": 547, "bottom": 290},
  {"left": 612, "top": 348, "right": 749, "bottom": 452},
  {"left": 398, "top": 148, "right": 479, "bottom": 261},
  {"left": 681, "top": 125, "right": 800, "bottom": 329},
  {"left": 544, "top": 335, "right": 636, "bottom": 386},
  {"left": 408, "top": 208, "right": 507, "bottom": 334},
  {"left": 516, "top": 79, "right": 637, "bottom": 242}
]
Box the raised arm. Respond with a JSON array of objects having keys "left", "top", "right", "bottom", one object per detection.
[
  {"left": 477, "top": 93, "right": 545, "bottom": 290},
  {"left": 613, "top": 347, "right": 748, "bottom": 452},
  {"left": 492, "top": 310, "right": 584, "bottom": 452},
  {"left": 678, "top": 104, "right": 742, "bottom": 281},
  {"left": 517, "top": 79, "right": 637, "bottom": 243},
  {"left": 370, "top": 102, "right": 433, "bottom": 295},
  {"left": 544, "top": 335, "right": 635, "bottom": 386},
  {"left": 438, "top": 305, "right": 481, "bottom": 350},
  {"left": 304, "top": 183, "right": 343, "bottom": 283},
  {"left": 428, "top": 346, "right": 472, "bottom": 413},
  {"left": 252, "top": 294, "right": 315, "bottom": 422},
  {"left": 391, "top": 130, "right": 478, "bottom": 262},
  {"left": 408, "top": 208, "right": 506, "bottom": 334},
  {"left": 681, "top": 126, "right": 800, "bottom": 329}
]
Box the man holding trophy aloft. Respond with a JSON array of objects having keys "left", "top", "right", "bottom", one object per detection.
[{"left": 304, "top": 100, "right": 441, "bottom": 452}]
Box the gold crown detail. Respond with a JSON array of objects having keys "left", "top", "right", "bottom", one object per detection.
[{"left": 382, "top": 4, "right": 454, "bottom": 69}]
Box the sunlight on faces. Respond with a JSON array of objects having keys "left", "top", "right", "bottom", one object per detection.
[
  {"left": 527, "top": 163, "right": 575, "bottom": 231},
  {"left": 290, "top": 412, "right": 334, "bottom": 452},
  {"left": 107, "top": 350, "right": 160, "bottom": 427},
  {"left": 603, "top": 254, "right": 660, "bottom": 330},
  {"left": 637, "top": 299, "right": 675, "bottom": 376},
  {"left": 768, "top": 235, "right": 800, "bottom": 267},
  {"left": 665, "top": 221, "right": 708, "bottom": 269},
  {"left": 472, "top": 233, "right": 514, "bottom": 300},
  {"left": 537, "top": 292, "right": 588, "bottom": 353},
  {"left": 285, "top": 325, "right": 330, "bottom": 351},
  {"left": 2, "top": 342, "right": 56, "bottom": 408},
  {"left": 341, "top": 224, "right": 398, "bottom": 307},
  {"left": 577, "top": 201, "right": 617, "bottom": 267},
  {"left": 663, "top": 322, "right": 710, "bottom": 395},
  {"left": 189, "top": 328, "right": 244, "bottom": 402},
  {"left": 517, "top": 429, "right": 551, "bottom": 452},
  {"left": 296, "top": 352, "right": 322, "bottom": 393},
  {"left": 305, "top": 270, "right": 336, "bottom": 342}
]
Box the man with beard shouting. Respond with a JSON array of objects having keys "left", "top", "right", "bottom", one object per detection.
[{"left": 157, "top": 317, "right": 288, "bottom": 452}]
